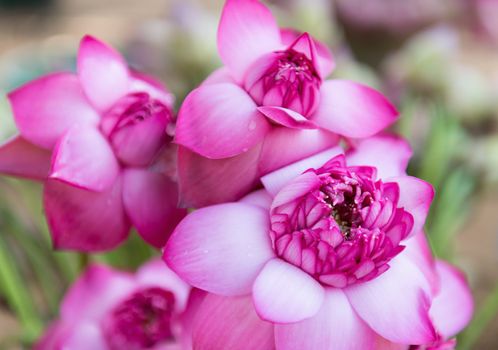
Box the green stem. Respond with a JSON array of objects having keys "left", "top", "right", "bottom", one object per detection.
[
  {"left": 0, "top": 234, "right": 42, "bottom": 342},
  {"left": 458, "top": 281, "right": 498, "bottom": 350}
]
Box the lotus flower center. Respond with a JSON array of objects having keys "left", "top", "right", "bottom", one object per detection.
[
  {"left": 270, "top": 157, "right": 413, "bottom": 288},
  {"left": 103, "top": 287, "right": 175, "bottom": 350},
  {"left": 245, "top": 49, "right": 321, "bottom": 117},
  {"left": 101, "top": 92, "right": 171, "bottom": 166}
]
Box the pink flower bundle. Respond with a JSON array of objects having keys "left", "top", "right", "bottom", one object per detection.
[{"left": 0, "top": 1, "right": 473, "bottom": 349}]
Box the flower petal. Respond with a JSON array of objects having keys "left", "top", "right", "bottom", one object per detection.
[
  {"left": 58, "top": 321, "right": 108, "bottom": 350},
  {"left": 258, "top": 127, "right": 339, "bottom": 176},
  {"left": 122, "top": 169, "right": 186, "bottom": 248},
  {"left": 271, "top": 171, "right": 321, "bottom": 209},
  {"left": 44, "top": 177, "right": 130, "bottom": 252},
  {"left": 390, "top": 176, "right": 434, "bottom": 237},
  {"left": 313, "top": 80, "right": 398, "bottom": 138},
  {"left": 177, "top": 145, "right": 261, "bottom": 208},
  {"left": 218, "top": 0, "right": 281, "bottom": 81},
  {"left": 275, "top": 288, "right": 376, "bottom": 350},
  {"left": 240, "top": 189, "right": 273, "bottom": 211},
  {"left": 61, "top": 264, "right": 134, "bottom": 322},
  {"left": 135, "top": 259, "right": 191, "bottom": 314},
  {"left": 164, "top": 203, "right": 274, "bottom": 296},
  {"left": 280, "top": 28, "right": 335, "bottom": 78},
  {"left": 192, "top": 294, "right": 275, "bottom": 350},
  {"left": 430, "top": 261, "right": 474, "bottom": 338},
  {"left": 77, "top": 35, "right": 130, "bottom": 112},
  {"left": 345, "top": 253, "right": 436, "bottom": 344},
  {"left": 201, "top": 67, "right": 236, "bottom": 86},
  {"left": 261, "top": 147, "right": 343, "bottom": 196},
  {"left": 50, "top": 125, "right": 120, "bottom": 192},
  {"left": 258, "top": 106, "right": 317, "bottom": 129},
  {"left": 129, "top": 71, "right": 174, "bottom": 108},
  {"left": 8, "top": 72, "right": 99, "bottom": 149},
  {"left": 252, "top": 258, "right": 325, "bottom": 323},
  {"left": 175, "top": 83, "right": 270, "bottom": 159},
  {"left": 346, "top": 135, "right": 413, "bottom": 179},
  {"left": 0, "top": 135, "right": 51, "bottom": 180}
]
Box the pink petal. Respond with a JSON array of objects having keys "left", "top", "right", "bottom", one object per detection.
[
  {"left": 59, "top": 321, "right": 108, "bottom": 350},
  {"left": 239, "top": 189, "right": 273, "bottom": 211},
  {"left": 192, "top": 294, "right": 275, "bottom": 350},
  {"left": 286, "top": 32, "right": 323, "bottom": 77},
  {"left": 61, "top": 264, "right": 134, "bottom": 322},
  {"left": 258, "top": 127, "right": 339, "bottom": 176},
  {"left": 129, "top": 71, "right": 174, "bottom": 108},
  {"left": 391, "top": 176, "right": 434, "bottom": 237},
  {"left": 44, "top": 177, "right": 130, "bottom": 252},
  {"left": 164, "top": 203, "right": 274, "bottom": 296},
  {"left": 218, "top": 0, "right": 282, "bottom": 81},
  {"left": 258, "top": 106, "right": 317, "bottom": 129},
  {"left": 275, "top": 288, "right": 376, "bottom": 350},
  {"left": 50, "top": 125, "right": 120, "bottom": 192},
  {"left": 175, "top": 83, "right": 270, "bottom": 159},
  {"left": 8, "top": 72, "right": 99, "bottom": 149},
  {"left": 77, "top": 35, "right": 130, "bottom": 112},
  {"left": 177, "top": 145, "right": 261, "bottom": 208},
  {"left": 135, "top": 259, "right": 191, "bottom": 314},
  {"left": 280, "top": 28, "right": 335, "bottom": 78},
  {"left": 122, "top": 169, "right": 186, "bottom": 248},
  {"left": 345, "top": 253, "right": 436, "bottom": 344},
  {"left": 346, "top": 135, "right": 413, "bottom": 179},
  {"left": 0, "top": 135, "right": 51, "bottom": 180},
  {"left": 252, "top": 258, "right": 325, "bottom": 323},
  {"left": 430, "top": 261, "right": 474, "bottom": 338},
  {"left": 313, "top": 80, "right": 398, "bottom": 138},
  {"left": 261, "top": 147, "right": 343, "bottom": 196},
  {"left": 271, "top": 171, "right": 321, "bottom": 209},
  {"left": 201, "top": 67, "right": 236, "bottom": 86},
  {"left": 374, "top": 336, "right": 408, "bottom": 350}
]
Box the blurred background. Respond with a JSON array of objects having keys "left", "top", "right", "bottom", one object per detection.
[{"left": 0, "top": 0, "right": 497, "bottom": 348}]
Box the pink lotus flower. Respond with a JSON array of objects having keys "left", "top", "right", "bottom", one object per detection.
[
  {"left": 175, "top": 0, "right": 399, "bottom": 207},
  {"left": 35, "top": 260, "right": 196, "bottom": 350},
  {"left": 188, "top": 234, "right": 473, "bottom": 350},
  {"left": 0, "top": 35, "right": 186, "bottom": 251},
  {"left": 164, "top": 135, "right": 445, "bottom": 348}
]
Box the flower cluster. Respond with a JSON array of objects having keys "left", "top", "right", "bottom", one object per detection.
[{"left": 0, "top": 1, "right": 473, "bottom": 349}]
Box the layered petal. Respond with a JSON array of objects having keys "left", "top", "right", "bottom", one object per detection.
[
  {"left": 122, "top": 169, "right": 186, "bottom": 248},
  {"left": 175, "top": 83, "right": 270, "bottom": 159},
  {"left": 345, "top": 253, "right": 436, "bottom": 344},
  {"left": 192, "top": 294, "right": 275, "bottom": 350},
  {"left": 390, "top": 176, "right": 434, "bottom": 237},
  {"left": 430, "top": 261, "right": 474, "bottom": 338},
  {"left": 261, "top": 147, "right": 343, "bottom": 196},
  {"left": 240, "top": 189, "right": 273, "bottom": 211},
  {"left": 61, "top": 264, "right": 134, "bottom": 322},
  {"left": 201, "top": 67, "right": 236, "bottom": 86},
  {"left": 44, "top": 177, "right": 130, "bottom": 251},
  {"left": 252, "top": 259, "right": 325, "bottom": 323},
  {"left": 313, "top": 80, "right": 398, "bottom": 138},
  {"left": 0, "top": 136, "right": 51, "bottom": 180},
  {"left": 8, "top": 72, "right": 99, "bottom": 149},
  {"left": 346, "top": 135, "right": 412, "bottom": 179},
  {"left": 135, "top": 259, "right": 191, "bottom": 313},
  {"left": 275, "top": 289, "right": 376, "bottom": 350},
  {"left": 129, "top": 71, "right": 174, "bottom": 108},
  {"left": 258, "top": 128, "right": 339, "bottom": 176},
  {"left": 280, "top": 28, "right": 335, "bottom": 78},
  {"left": 77, "top": 35, "right": 130, "bottom": 112},
  {"left": 50, "top": 125, "right": 120, "bottom": 192},
  {"left": 58, "top": 321, "right": 108, "bottom": 350},
  {"left": 177, "top": 145, "right": 261, "bottom": 208},
  {"left": 217, "top": 0, "right": 281, "bottom": 81},
  {"left": 258, "top": 106, "right": 317, "bottom": 129},
  {"left": 164, "top": 203, "right": 274, "bottom": 296}
]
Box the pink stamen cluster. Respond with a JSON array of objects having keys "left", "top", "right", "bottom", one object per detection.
[
  {"left": 103, "top": 287, "right": 176, "bottom": 350},
  {"left": 245, "top": 49, "right": 321, "bottom": 117},
  {"left": 270, "top": 156, "right": 414, "bottom": 288}
]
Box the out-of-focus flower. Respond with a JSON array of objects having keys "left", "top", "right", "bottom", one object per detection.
[
  {"left": 35, "top": 260, "right": 195, "bottom": 350},
  {"left": 0, "top": 35, "right": 186, "bottom": 251},
  {"left": 175, "top": 0, "right": 398, "bottom": 208},
  {"left": 473, "top": 0, "right": 498, "bottom": 42},
  {"left": 163, "top": 136, "right": 459, "bottom": 348}
]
